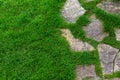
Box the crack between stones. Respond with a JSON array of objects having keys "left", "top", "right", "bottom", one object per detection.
[{"left": 113, "top": 50, "right": 120, "bottom": 72}]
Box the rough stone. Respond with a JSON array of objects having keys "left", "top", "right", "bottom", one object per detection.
[
  {"left": 97, "top": 0, "right": 120, "bottom": 15},
  {"left": 61, "top": 29, "right": 94, "bottom": 52},
  {"left": 114, "top": 52, "right": 120, "bottom": 72},
  {"left": 75, "top": 65, "right": 99, "bottom": 80},
  {"left": 98, "top": 44, "right": 119, "bottom": 75},
  {"left": 115, "top": 28, "right": 120, "bottom": 41},
  {"left": 84, "top": 18, "right": 108, "bottom": 42},
  {"left": 61, "top": 0, "right": 86, "bottom": 23}
]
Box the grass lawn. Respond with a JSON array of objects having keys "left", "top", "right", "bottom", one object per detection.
[{"left": 0, "top": 0, "right": 120, "bottom": 80}]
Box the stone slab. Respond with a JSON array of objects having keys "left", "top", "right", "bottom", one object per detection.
[
  {"left": 84, "top": 19, "right": 108, "bottom": 42},
  {"left": 75, "top": 65, "right": 99, "bottom": 80},
  {"left": 98, "top": 44, "right": 119, "bottom": 75},
  {"left": 61, "top": 29, "right": 94, "bottom": 52},
  {"left": 61, "top": 0, "right": 86, "bottom": 23},
  {"left": 97, "top": 1, "right": 120, "bottom": 15},
  {"left": 115, "top": 28, "right": 120, "bottom": 41}
]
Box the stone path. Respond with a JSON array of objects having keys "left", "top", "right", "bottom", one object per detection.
[
  {"left": 98, "top": 44, "right": 120, "bottom": 75},
  {"left": 61, "top": 0, "right": 86, "bottom": 23},
  {"left": 97, "top": 0, "right": 120, "bottom": 15},
  {"left": 75, "top": 65, "right": 100, "bottom": 80},
  {"left": 84, "top": 15, "right": 108, "bottom": 42},
  {"left": 114, "top": 52, "right": 120, "bottom": 72},
  {"left": 61, "top": 29, "right": 94, "bottom": 52},
  {"left": 60, "top": 0, "right": 120, "bottom": 79}
]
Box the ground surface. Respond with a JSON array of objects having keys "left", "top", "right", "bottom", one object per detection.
[{"left": 0, "top": 0, "right": 120, "bottom": 80}]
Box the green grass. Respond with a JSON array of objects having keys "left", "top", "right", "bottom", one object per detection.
[{"left": 0, "top": 0, "right": 120, "bottom": 79}]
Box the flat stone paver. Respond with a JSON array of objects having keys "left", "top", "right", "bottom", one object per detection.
[
  {"left": 61, "top": 29, "right": 94, "bottom": 52},
  {"left": 75, "top": 65, "right": 100, "bottom": 80},
  {"left": 97, "top": 0, "right": 120, "bottom": 15},
  {"left": 98, "top": 44, "right": 119, "bottom": 75},
  {"left": 61, "top": 0, "right": 86, "bottom": 23},
  {"left": 84, "top": 17, "right": 108, "bottom": 42},
  {"left": 115, "top": 28, "right": 120, "bottom": 41},
  {"left": 114, "top": 52, "right": 120, "bottom": 72}
]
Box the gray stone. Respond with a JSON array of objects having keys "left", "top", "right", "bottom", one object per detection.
[
  {"left": 98, "top": 44, "right": 119, "bottom": 75},
  {"left": 61, "top": 0, "right": 86, "bottom": 23},
  {"left": 115, "top": 28, "right": 120, "bottom": 41},
  {"left": 84, "top": 18, "right": 108, "bottom": 42},
  {"left": 75, "top": 65, "right": 99, "bottom": 80},
  {"left": 61, "top": 29, "right": 94, "bottom": 52},
  {"left": 97, "top": 0, "right": 120, "bottom": 15},
  {"left": 114, "top": 52, "right": 120, "bottom": 72}
]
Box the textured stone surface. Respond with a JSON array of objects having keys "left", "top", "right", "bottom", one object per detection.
[
  {"left": 75, "top": 65, "right": 99, "bottom": 80},
  {"left": 84, "top": 18, "right": 108, "bottom": 42},
  {"left": 114, "top": 52, "right": 120, "bottom": 72},
  {"left": 98, "top": 44, "right": 119, "bottom": 75},
  {"left": 61, "top": 29, "right": 94, "bottom": 52},
  {"left": 115, "top": 29, "right": 120, "bottom": 41},
  {"left": 61, "top": 0, "right": 86, "bottom": 23},
  {"left": 97, "top": 0, "right": 120, "bottom": 15}
]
